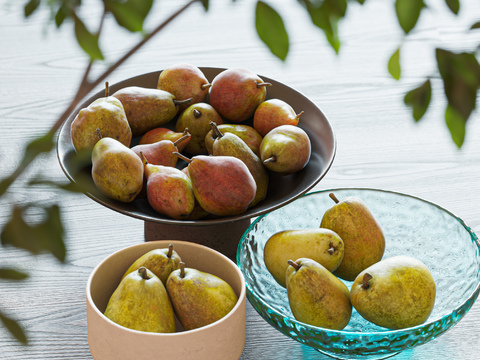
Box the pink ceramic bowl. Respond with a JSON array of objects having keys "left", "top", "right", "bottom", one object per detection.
[{"left": 86, "top": 240, "right": 246, "bottom": 360}]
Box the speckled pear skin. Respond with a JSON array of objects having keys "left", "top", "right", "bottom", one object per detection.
[
  {"left": 121, "top": 245, "right": 182, "bottom": 285},
  {"left": 166, "top": 265, "right": 239, "bottom": 331},
  {"left": 211, "top": 127, "right": 268, "bottom": 208},
  {"left": 286, "top": 258, "right": 352, "bottom": 330},
  {"left": 104, "top": 267, "right": 176, "bottom": 333},
  {"left": 186, "top": 155, "right": 257, "bottom": 216},
  {"left": 253, "top": 98, "right": 304, "bottom": 137},
  {"left": 264, "top": 228, "right": 344, "bottom": 288},
  {"left": 205, "top": 124, "right": 263, "bottom": 157},
  {"left": 320, "top": 194, "right": 385, "bottom": 281},
  {"left": 112, "top": 86, "right": 185, "bottom": 137},
  {"left": 71, "top": 96, "right": 132, "bottom": 153},
  {"left": 91, "top": 137, "right": 144, "bottom": 203},
  {"left": 350, "top": 255, "right": 436, "bottom": 330}
]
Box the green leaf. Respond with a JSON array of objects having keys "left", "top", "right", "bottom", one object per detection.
[
  {"left": 55, "top": 4, "right": 68, "bottom": 28},
  {"left": 0, "top": 268, "right": 29, "bottom": 280},
  {"left": 299, "top": 0, "right": 347, "bottom": 54},
  {"left": 404, "top": 79, "right": 432, "bottom": 121},
  {"left": 256, "top": 1, "right": 289, "bottom": 61},
  {"left": 24, "top": 0, "right": 40, "bottom": 17},
  {"left": 0, "top": 311, "right": 27, "bottom": 345},
  {"left": 445, "top": 0, "right": 460, "bottom": 15},
  {"left": 470, "top": 21, "right": 480, "bottom": 30},
  {"left": 388, "top": 47, "right": 401, "bottom": 80},
  {"left": 436, "top": 48, "right": 480, "bottom": 120},
  {"left": 74, "top": 16, "right": 104, "bottom": 61},
  {"left": 105, "top": 0, "right": 153, "bottom": 33},
  {"left": 395, "top": 0, "right": 426, "bottom": 34},
  {"left": 200, "top": 0, "right": 209, "bottom": 11},
  {"left": 355, "top": 0, "right": 366, "bottom": 4},
  {"left": 1, "top": 204, "right": 66, "bottom": 262},
  {"left": 445, "top": 105, "right": 466, "bottom": 148}
]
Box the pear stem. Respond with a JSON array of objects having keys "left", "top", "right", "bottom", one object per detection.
[
  {"left": 173, "top": 152, "right": 192, "bottom": 164},
  {"left": 139, "top": 151, "right": 148, "bottom": 166},
  {"left": 362, "top": 273, "right": 373, "bottom": 290},
  {"left": 210, "top": 121, "right": 223, "bottom": 139},
  {"left": 173, "top": 132, "right": 191, "bottom": 147},
  {"left": 296, "top": 111, "right": 305, "bottom": 120},
  {"left": 256, "top": 82, "right": 272, "bottom": 88},
  {"left": 138, "top": 267, "right": 149, "bottom": 280},
  {"left": 329, "top": 193, "right": 340, "bottom": 204},
  {"left": 193, "top": 109, "right": 202, "bottom": 118},
  {"left": 105, "top": 81, "right": 109, "bottom": 97},
  {"left": 96, "top": 128, "right": 102, "bottom": 140},
  {"left": 167, "top": 243, "right": 173, "bottom": 258},
  {"left": 287, "top": 259, "right": 301, "bottom": 271},
  {"left": 263, "top": 155, "right": 276, "bottom": 164},
  {"left": 327, "top": 244, "right": 335, "bottom": 255},
  {"left": 179, "top": 261, "right": 186, "bottom": 278},
  {"left": 201, "top": 83, "right": 212, "bottom": 90},
  {"left": 173, "top": 97, "right": 193, "bottom": 106}
]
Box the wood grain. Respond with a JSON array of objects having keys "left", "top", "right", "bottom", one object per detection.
[{"left": 1, "top": 0, "right": 480, "bottom": 359}]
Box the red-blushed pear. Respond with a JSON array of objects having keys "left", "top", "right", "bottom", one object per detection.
[
  {"left": 204, "top": 123, "right": 263, "bottom": 157},
  {"left": 259, "top": 125, "right": 311, "bottom": 175},
  {"left": 141, "top": 152, "right": 195, "bottom": 220},
  {"left": 91, "top": 131, "right": 143, "bottom": 203},
  {"left": 130, "top": 132, "right": 191, "bottom": 167},
  {"left": 174, "top": 153, "right": 256, "bottom": 217},
  {"left": 208, "top": 68, "right": 271, "bottom": 123},
  {"left": 139, "top": 127, "right": 191, "bottom": 152},
  {"left": 71, "top": 82, "right": 132, "bottom": 154},
  {"left": 253, "top": 98, "right": 304, "bottom": 137},
  {"left": 112, "top": 86, "right": 192, "bottom": 137},
  {"left": 157, "top": 63, "right": 211, "bottom": 112}
]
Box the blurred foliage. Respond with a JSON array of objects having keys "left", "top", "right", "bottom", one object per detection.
[{"left": 1, "top": 0, "right": 479, "bottom": 345}]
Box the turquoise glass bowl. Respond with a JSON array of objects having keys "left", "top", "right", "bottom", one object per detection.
[{"left": 237, "top": 188, "right": 480, "bottom": 359}]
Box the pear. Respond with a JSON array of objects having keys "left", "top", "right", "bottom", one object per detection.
[
  {"left": 131, "top": 131, "right": 191, "bottom": 167},
  {"left": 253, "top": 98, "right": 304, "bottom": 137},
  {"left": 210, "top": 122, "right": 268, "bottom": 207},
  {"left": 139, "top": 127, "right": 191, "bottom": 152},
  {"left": 175, "top": 153, "right": 257, "bottom": 217},
  {"left": 259, "top": 125, "right": 311, "bottom": 175},
  {"left": 157, "top": 63, "right": 211, "bottom": 112},
  {"left": 205, "top": 123, "right": 263, "bottom": 157},
  {"left": 320, "top": 193, "right": 385, "bottom": 281},
  {"left": 142, "top": 153, "right": 195, "bottom": 220},
  {"left": 286, "top": 258, "right": 352, "bottom": 330},
  {"left": 166, "top": 262, "right": 238, "bottom": 331},
  {"left": 112, "top": 86, "right": 192, "bottom": 137},
  {"left": 121, "top": 244, "right": 182, "bottom": 285},
  {"left": 71, "top": 82, "right": 132, "bottom": 154},
  {"left": 180, "top": 167, "right": 211, "bottom": 221},
  {"left": 209, "top": 68, "right": 272, "bottom": 123},
  {"left": 175, "top": 103, "right": 223, "bottom": 155},
  {"left": 104, "top": 267, "right": 175, "bottom": 333},
  {"left": 350, "top": 255, "right": 436, "bottom": 330},
  {"left": 264, "top": 228, "right": 344, "bottom": 288},
  {"left": 91, "top": 133, "right": 143, "bottom": 202}
]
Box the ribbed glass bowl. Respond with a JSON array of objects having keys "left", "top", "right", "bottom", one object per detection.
[{"left": 237, "top": 188, "right": 480, "bottom": 360}]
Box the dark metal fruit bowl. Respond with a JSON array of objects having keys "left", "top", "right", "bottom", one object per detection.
[{"left": 57, "top": 67, "right": 336, "bottom": 226}]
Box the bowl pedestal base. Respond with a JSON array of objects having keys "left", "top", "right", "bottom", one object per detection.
[{"left": 144, "top": 218, "right": 252, "bottom": 260}]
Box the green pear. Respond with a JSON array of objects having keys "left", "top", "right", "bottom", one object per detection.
[
  {"left": 210, "top": 122, "right": 268, "bottom": 207},
  {"left": 104, "top": 267, "right": 175, "bottom": 333},
  {"left": 259, "top": 125, "right": 311, "bottom": 175},
  {"left": 175, "top": 153, "right": 256, "bottom": 217},
  {"left": 253, "top": 98, "right": 304, "bottom": 137},
  {"left": 175, "top": 102, "right": 223, "bottom": 155},
  {"left": 112, "top": 86, "right": 192, "bottom": 137},
  {"left": 166, "top": 262, "right": 238, "bottom": 331},
  {"left": 205, "top": 123, "right": 263, "bottom": 157},
  {"left": 350, "top": 255, "right": 436, "bottom": 330},
  {"left": 121, "top": 244, "right": 182, "bottom": 285},
  {"left": 320, "top": 193, "right": 385, "bottom": 281},
  {"left": 264, "top": 228, "right": 344, "bottom": 287},
  {"left": 91, "top": 134, "right": 143, "bottom": 202},
  {"left": 71, "top": 83, "right": 132, "bottom": 154},
  {"left": 286, "top": 258, "right": 352, "bottom": 330},
  {"left": 157, "top": 63, "right": 211, "bottom": 112},
  {"left": 142, "top": 153, "right": 195, "bottom": 220},
  {"left": 209, "top": 68, "right": 272, "bottom": 123}
]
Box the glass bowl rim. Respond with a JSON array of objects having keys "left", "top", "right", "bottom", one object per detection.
[{"left": 237, "top": 187, "right": 480, "bottom": 337}]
